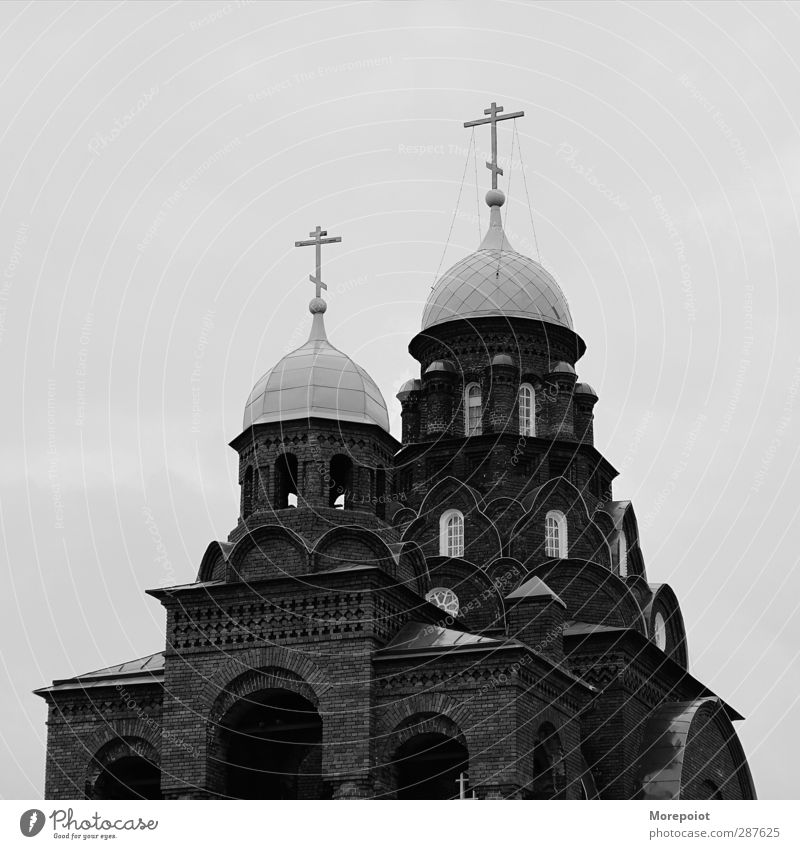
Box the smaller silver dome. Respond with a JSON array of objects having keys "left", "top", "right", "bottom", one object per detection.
[
  {"left": 397, "top": 378, "right": 422, "bottom": 398},
  {"left": 575, "top": 382, "right": 598, "bottom": 397},
  {"left": 549, "top": 361, "right": 576, "bottom": 375},
  {"left": 425, "top": 359, "right": 457, "bottom": 374},
  {"left": 491, "top": 353, "right": 516, "bottom": 367},
  {"left": 244, "top": 303, "right": 390, "bottom": 432}
]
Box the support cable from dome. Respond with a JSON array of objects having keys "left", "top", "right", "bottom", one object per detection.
[
  {"left": 473, "top": 128, "right": 481, "bottom": 242},
  {"left": 515, "top": 120, "right": 541, "bottom": 262},
  {"left": 431, "top": 127, "right": 475, "bottom": 290}
]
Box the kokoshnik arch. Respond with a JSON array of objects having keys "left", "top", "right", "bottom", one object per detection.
[{"left": 36, "top": 102, "right": 756, "bottom": 801}]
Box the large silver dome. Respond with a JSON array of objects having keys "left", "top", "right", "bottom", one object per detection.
[
  {"left": 243, "top": 300, "right": 390, "bottom": 432},
  {"left": 421, "top": 195, "right": 573, "bottom": 332}
]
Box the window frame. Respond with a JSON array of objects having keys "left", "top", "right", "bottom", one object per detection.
[
  {"left": 464, "top": 382, "right": 482, "bottom": 436},
  {"left": 544, "top": 509, "right": 568, "bottom": 558},
  {"left": 518, "top": 383, "right": 536, "bottom": 437},
  {"left": 439, "top": 508, "right": 465, "bottom": 558},
  {"left": 618, "top": 530, "right": 628, "bottom": 578}
]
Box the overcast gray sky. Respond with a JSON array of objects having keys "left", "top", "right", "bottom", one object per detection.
[{"left": 1, "top": 0, "right": 798, "bottom": 799}]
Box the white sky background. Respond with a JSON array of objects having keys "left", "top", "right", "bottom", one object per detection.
[{"left": 0, "top": 0, "right": 798, "bottom": 799}]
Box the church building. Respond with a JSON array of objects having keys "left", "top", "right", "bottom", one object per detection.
[{"left": 36, "top": 103, "right": 756, "bottom": 801}]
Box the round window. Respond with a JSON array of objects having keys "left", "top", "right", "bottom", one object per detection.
[{"left": 425, "top": 587, "right": 460, "bottom": 618}]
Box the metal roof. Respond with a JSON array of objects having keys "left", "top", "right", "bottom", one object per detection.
[
  {"left": 243, "top": 307, "right": 390, "bottom": 432},
  {"left": 421, "top": 206, "right": 573, "bottom": 332},
  {"left": 380, "top": 621, "right": 502, "bottom": 652},
  {"left": 35, "top": 652, "right": 165, "bottom": 695}
]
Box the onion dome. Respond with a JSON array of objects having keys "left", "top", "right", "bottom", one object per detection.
[
  {"left": 549, "top": 361, "right": 576, "bottom": 374},
  {"left": 574, "top": 382, "right": 598, "bottom": 397},
  {"left": 491, "top": 353, "right": 516, "bottom": 366},
  {"left": 243, "top": 297, "right": 390, "bottom": 432},
  {"left": 421, "top": 190, "right": 573, "bottom": 332}
]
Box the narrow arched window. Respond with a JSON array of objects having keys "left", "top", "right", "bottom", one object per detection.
[
  {"left": 654, "top": 611, "right": 667, "bottom": 650},
  {"left": 242, "top": 466, "right": 254, "bottom": 517},
  {"left": 544, "top": 510, "right": 568, "bottom": 558},
  {"left": 519, "top": 383, "right": 536, "bottom": 437},
  {"left": 465, "top": 383, "right": 482, "bottom": 436},
  {"left": 274, "top": 453, "right": 298, "bottom": 510},
  {"left": 439, "top": 509, "right": 464, "bottom": 557},
  {"left": 329, "top": 454, "right": 353, "bottom": 509},
  {"left": 618, "top": 530, "right": 628, "bottom": 578}
]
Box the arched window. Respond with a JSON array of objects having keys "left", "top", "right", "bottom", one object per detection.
[
  {"left": 532, "top": 722, "right": 566, "bottom": 799},
  {"left": 618, "top": 530, "right": 628, "bottom": 578},
  {"left": 328, "top": 454, "right": 353, "bottom": 509},
  {"left": 242, "top": 466, "right": 253, "bottom": 517},
  {"left": 439, "top": 509, "right": 464, "bottom": 557},
  {"left": 654, "top": 612, "right": 667, "bottom": 650},
  {"left": 518, "top": 383, "right": 536, "bottom": 437},
  {"left": 464, "top": 383, "right": 482, "bottom": 436},
  {"left": 544, "top": 510, "right": 568, "bottom": 558},
  {"left": 425, "top": 587, "right": 460, "bottom": 618},
  {"left": 274, "top": 453, "right": 298, "bottom": 510}
]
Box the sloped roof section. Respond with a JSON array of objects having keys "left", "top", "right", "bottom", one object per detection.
[
  {"left": 506, "top": 575, "right": 566, "bottom": 606},
  {"left": 35, "top": 652, "right": 165, "bottom": 696},
  {"left": 380, "top": 621, "right": 502, "bottom": 653}
]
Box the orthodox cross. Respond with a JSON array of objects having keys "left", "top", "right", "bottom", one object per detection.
[
  {"left": 295, "top": 225, "right": 342, "bottom": 298},
  {"left": 464, "top": 101, "right": 525, "bottom": 189}
]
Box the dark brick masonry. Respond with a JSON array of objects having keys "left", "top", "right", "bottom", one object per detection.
[{"left": 36, "top": 310, "right": 755, "bottom": 801}]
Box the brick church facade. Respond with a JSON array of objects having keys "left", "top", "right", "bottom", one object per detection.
[{"left": 37, "top": 107, "right": 756, "bottom": 801}]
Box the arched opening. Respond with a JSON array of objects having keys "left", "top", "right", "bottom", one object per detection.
[
  {"left": 219, "top": 689, "right": 325, "bottom": 800},
  {"left": 464, "top": 382, "right": 482, "bottom": 436},
  {"left": 242, "top": 466, "right": 254, "bottom": 517},
  {"left": 544, "top": 510, "right": 568, "bottom": 558},
  {"left": 519, "top": 383, "right": 535, "bottom": 437},
  {"left": 532, "top": 722, "right": 566, "bottom": 799},
  {"left": 439, "top": 509, "right": 464, "bottom": 557},
  {"left": 393, "top": 733, "right": 469, "bottom": 800},
  {"left": 274, "top": 453, "right": 298, "bottom": 509},
  {"left": 328, "top": 454, "right": 353, "bottom": 509},
  {"left": 93, "top": 756, "right": 161, "bottom": 800},
  {"left": 375, "top": 466, "right": 386, "bottom": 519}
]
